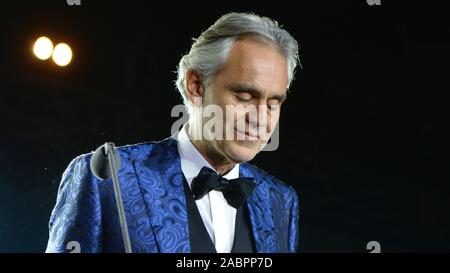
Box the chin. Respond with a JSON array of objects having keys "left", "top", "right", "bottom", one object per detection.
[{"left": 224, "top": 140, "right": 261, "bottom": 163}]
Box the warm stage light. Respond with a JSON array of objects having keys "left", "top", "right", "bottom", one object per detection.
[
  {"left": 52, "top": 43, "right": 73, "bottom": 67},
  {"left": 33, "top": 37, "right": 54, "bottom": 60}
]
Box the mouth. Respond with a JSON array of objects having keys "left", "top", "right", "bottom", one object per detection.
[{"left": 234, "top": 128, "right": 259, "bottom": 141}]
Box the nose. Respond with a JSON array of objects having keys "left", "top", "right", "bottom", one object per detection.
[{"left": 245, "top": 105, "right": 268, "bottom": 129}]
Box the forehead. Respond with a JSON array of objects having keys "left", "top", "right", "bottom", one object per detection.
[{"left": 216, "top": 39, "right": 289, "bottom": 95}]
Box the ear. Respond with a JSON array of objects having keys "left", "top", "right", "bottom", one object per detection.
[{"left": 185, "top": 69, "right": 205, "bottom": 107}]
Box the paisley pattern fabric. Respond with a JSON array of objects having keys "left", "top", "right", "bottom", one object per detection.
[{"left": 45, "top": 136, "right": 299, "bottom": 253}]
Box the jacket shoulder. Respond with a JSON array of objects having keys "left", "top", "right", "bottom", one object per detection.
[
  {"left": 70, "top": 137, "right": 176, "bottom": 165},
  {"left": 114, "top": 136, "right": 177, "bottom": 161},
  {"left": 241, "top": 162, "right": 298, "bottom": 200}
]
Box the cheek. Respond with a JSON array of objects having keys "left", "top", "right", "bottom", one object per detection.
[
  {"left": 208, "top": 85, "right": 229, "bottom": 104},
  {"left": 202, "top": 89, "right": 215, "bottom": 106}
]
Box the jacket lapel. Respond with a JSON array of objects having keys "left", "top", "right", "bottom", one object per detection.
[
  {"left": 132, "top": 137, "right": 191, "bottom": 253},
  {"left": 241, "top": 164, "right": 277, "bottom": 253}
]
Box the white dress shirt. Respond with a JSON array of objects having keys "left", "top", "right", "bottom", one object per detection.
[{"left": 175, "top": 123, "right": 238, "bottom": 253}]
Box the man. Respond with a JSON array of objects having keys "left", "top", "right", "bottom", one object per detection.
[{"left": 46, "top": 12, "right": 300, "bottom": 253}]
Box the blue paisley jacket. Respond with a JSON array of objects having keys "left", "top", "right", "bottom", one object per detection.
[{"left": 45, "top": 136, "right": 299, "bottom": 253}]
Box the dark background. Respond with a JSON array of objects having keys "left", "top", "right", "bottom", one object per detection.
[{"left": 1, "top": 0, "right": 449, "bottom": 252}]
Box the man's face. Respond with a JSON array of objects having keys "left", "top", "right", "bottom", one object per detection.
[{"left": 200, "top": 38, "right": 288, "bottom": 164}]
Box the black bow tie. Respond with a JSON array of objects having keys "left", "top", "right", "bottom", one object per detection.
[{"left": 191, "top": 166, "right": 256, "bottom": 209}]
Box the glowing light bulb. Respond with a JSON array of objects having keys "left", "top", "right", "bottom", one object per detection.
[
  {"left": 33, "top": 37, "right": 54, "bottom": 60},
  {"left": 52, "top": 43, "right": 73, "bottom": 67}
]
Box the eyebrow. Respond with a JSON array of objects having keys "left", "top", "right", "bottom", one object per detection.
[{"left": 225, "top": 83, "right": 287, "bottom": 102}]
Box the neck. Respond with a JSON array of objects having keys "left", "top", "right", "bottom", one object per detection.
[{"left": 187, "top": 124, "right": 235, "bottom": 176}]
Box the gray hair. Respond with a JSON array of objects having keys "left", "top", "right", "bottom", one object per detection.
[{"left": 175, "top": 12, "right": 301, "bottom": 114}]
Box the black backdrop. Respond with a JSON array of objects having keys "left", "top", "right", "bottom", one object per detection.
[{"left": 1, "top": 0, "right": 449, "bottom": 252}]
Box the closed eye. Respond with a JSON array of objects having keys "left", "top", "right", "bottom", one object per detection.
[
  {"left": 268, "top": 104, "right": 280, "bottom": 111},
  {"left": 235, "top": 94, "right": 252, "bottom": 102}
]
